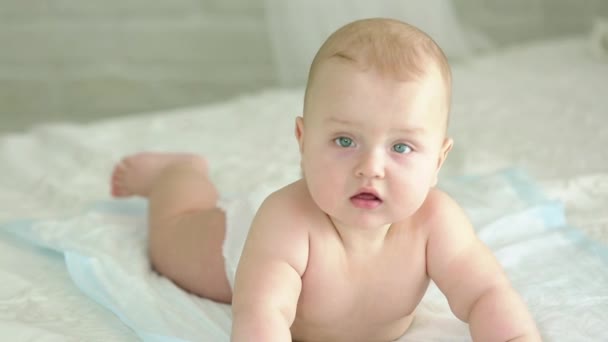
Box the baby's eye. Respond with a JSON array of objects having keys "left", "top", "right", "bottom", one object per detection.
[
  {"left": 334, "top": 137, "right": 354, "bottom": 148},
  {"left": 393, "top": 143, "right": 412, "bottom": 154}
]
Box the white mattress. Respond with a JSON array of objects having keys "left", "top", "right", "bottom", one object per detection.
[{"left": 0, "top": 37, "right": 606, "bottom": 341}]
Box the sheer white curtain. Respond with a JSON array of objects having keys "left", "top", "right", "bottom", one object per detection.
[{"left": 263, "top": 0, "right": 475, "bottom": 87}]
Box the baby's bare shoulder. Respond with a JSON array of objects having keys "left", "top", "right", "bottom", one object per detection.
[
  {"left": 417, "top": 188, "right": 469, "bottom": 230},
  {"left": 260, "top": 179, "right": 316, "bottom": 220},
  {"left": 249, "top": 179, "right": 318, "bottom": 247},
  {"left": 242, "top": 179, "right": 312, "bottom": 276}
]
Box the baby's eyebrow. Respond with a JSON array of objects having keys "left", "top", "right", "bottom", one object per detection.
[
  {"left": 325, "top": 117, "right": 356, "bottom": 126},
  {"left": 327, "top": 117, "right": 426, "bottom": 134},
  {"left": 393, "top": 126, "right": 427, "bottom": 135}
]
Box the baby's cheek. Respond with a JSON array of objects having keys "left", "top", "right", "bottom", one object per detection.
[{"left": 395, "top": 176, "right": 428, "bottom": 205}]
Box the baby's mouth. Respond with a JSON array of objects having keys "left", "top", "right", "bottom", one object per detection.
[{"left": 350, "top": 192, "right": 383, "bottom": 209}]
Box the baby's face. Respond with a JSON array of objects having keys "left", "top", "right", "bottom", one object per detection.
[{"left": 297, "top": 60, "right": 452, "bottom": 229}]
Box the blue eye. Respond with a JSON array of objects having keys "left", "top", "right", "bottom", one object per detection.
[
  {"left": 393, "top": 143, "right": 412, "bottom": 154},
  {"left": 335, "top": 137, "right": 354, "bottom": 148}
]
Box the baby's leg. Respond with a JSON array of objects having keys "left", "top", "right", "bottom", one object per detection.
[{"left": 111, "top": 152, "right": 232, "bottom": 303}]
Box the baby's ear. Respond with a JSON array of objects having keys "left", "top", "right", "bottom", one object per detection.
[
  {"left": 295, "top": 116, "right": 305, "bottom": 153},
  {"left": 439, "top": 138, "right": 453, "bottom": 166},
  {"left": 432, "top": 138, "right": 453, "bottom": 186}
]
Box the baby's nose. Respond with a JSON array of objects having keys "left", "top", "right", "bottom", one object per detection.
[{"left": 355, "top": 150, "right": 385, "bottom": 179}]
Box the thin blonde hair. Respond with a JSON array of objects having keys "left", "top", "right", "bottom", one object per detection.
[{"left": 303, "top": 18, "right": 452, "bottom": 119}]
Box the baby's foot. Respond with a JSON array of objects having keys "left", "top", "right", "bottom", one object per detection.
[{"left": 110, "top": 152, "right": 207, "bottom": 198}]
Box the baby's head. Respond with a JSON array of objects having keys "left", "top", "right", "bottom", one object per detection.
[
  {"left": 303, "top": 17, "right": 452, "bottom": 129},
  {"left": 295, "top": 18, "right": 454, "bottom": 228}
]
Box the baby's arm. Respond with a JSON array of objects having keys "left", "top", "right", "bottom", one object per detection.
[
  {"left": 426, "top": 191, "right": 541, "bottom": 341},
  {"left": 231, "top": 191, "right": 308, "bottom": 342}
]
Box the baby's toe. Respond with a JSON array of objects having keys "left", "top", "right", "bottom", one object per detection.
[
  {"left": 110, "top": 163, "right": 131, "bottom": 197},
  {"left": 111, "top": 179, "right": 131, "bottom": 197}
]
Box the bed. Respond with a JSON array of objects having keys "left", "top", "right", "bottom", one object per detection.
[{"left": 1, "top": 36, "right": 606, "bottom": 341}]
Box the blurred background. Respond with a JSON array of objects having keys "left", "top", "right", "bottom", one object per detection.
[{"left": 1, "top": 0, "right": 606, "bottom": 133}]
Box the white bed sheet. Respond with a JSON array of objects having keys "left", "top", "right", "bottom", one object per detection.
[{"left": 0, "top": 36, "right": 606, "bottom": 341}]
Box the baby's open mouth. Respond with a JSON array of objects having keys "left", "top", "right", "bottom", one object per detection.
[{"left": 350, "top": 192, "right": 383, "bottom": 209}]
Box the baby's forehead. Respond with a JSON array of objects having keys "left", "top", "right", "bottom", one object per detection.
[
  {"left": 304, "top": 18, "right": 452, "bottom": 118},
  {"left": 313, "top": 60, "right": 448, "bottom": 107},
  {"left": 307, "top": 65, "right": 450, "bottom": 133}
]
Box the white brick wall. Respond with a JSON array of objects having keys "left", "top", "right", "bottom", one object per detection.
[
  {"left": 0, "top": 0, "right": 275, "bottom": 131},
  {"left": 1, "top": 0, "right": 607, "bottom": 132}
]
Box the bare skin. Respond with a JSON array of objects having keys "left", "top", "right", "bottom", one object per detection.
[
  {"left": 112, "top": 152, "right": 232, "bottom": 303},
  {"left": 111, "top": 152, "right": 429, "bottom": 341},
  {"left": 268, "top": 180, "right": 431, "bottom": 341}
]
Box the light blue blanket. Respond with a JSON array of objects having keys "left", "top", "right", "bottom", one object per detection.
[{"left": 3, "top": 169, "right": 607, "bottom": 341}]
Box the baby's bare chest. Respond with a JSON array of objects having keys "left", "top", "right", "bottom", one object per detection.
[{"left": 291, "top": 235, "right": 430, "bottom": 340}]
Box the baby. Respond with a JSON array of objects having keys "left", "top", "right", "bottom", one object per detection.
[{"left": 111, "top": 18, "right": 541, "bottom": 342}]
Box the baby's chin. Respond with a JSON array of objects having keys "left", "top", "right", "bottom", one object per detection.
[{"left": 323, "top": 208, "right": 399, "bottom": 230}]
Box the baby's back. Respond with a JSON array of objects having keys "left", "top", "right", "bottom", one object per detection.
[{"left": 283, "top": 180, "right": 432, "bottom": 342}]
